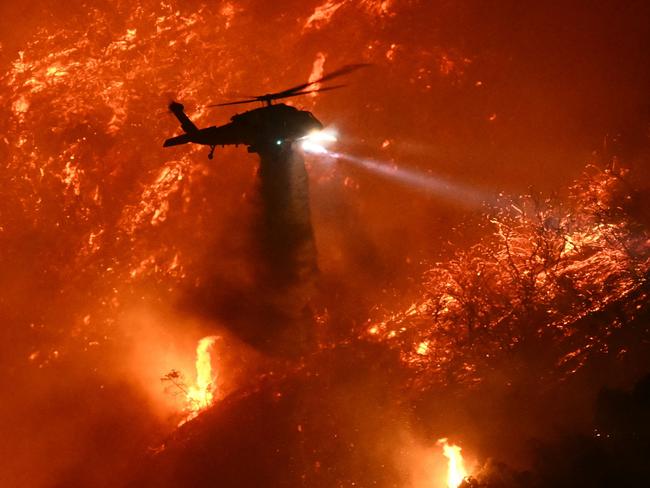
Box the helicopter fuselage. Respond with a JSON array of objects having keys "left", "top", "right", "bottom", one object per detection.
[
  {"left": 163, "top": 64, "right": 369, "bottom": 158},
  {"left": 163, "top": 102, "right": 323, "bottom": 157}
]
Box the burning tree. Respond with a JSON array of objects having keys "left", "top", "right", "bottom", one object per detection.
[{"left": 366, "top": 163, "right": 650, "bottom": 388}]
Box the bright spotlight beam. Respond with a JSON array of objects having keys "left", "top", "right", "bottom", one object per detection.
[
  {"left": 299, "top": 129, "right": 338, "bottom": 154},
  {"left": 301, "top": 140, "right": 330, "bottom": 154},
  {"left": 307, "top": 148, "right": 495, "bottom": 208}
]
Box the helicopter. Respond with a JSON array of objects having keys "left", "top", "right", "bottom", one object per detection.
[{"left": 163, "top": 64, "right": 368, "bottom": 159}]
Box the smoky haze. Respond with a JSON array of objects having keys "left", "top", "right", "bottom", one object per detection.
[{"left": 0, "top": 1, "right": 649, "bottom": 487}]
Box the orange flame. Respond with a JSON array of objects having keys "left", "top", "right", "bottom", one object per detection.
[
  {"left": 183, "top": 336, "right": 219, "bottom": 423},
  {"left": 307, "top": 52, "right": 326, "bottom": 96},
  {"left": 437, "top": 438, "right": 468, "bottom": 488}
]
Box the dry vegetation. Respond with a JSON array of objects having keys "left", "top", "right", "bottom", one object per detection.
[{"left": 366, "top": 163, "right": 650, "bottom": 389}]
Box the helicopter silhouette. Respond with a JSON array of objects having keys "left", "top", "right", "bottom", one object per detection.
[{"left": 163, "top": 64, "right": 368, "bottom": 159}]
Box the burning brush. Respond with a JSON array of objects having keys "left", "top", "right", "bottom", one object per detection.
[
  {"left": 438, "top": 438, "right": 470, "bottom": 488},
  {"left": 162, "top": 336, "right": 220, "bottom": 425}
]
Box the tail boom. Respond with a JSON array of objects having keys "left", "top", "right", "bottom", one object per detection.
[
  {"left": 163, "top": 133, "right": 192, "bottom": 147},
  {"left": 169, "top": 101, "right": 198, "bottom": 133}
]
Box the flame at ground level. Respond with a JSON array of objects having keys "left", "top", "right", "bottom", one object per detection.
[
  {"left": 437, "top": 438, "right": 469, "bottom": 488},
  {"left": 183, "top": 336, "right": 219, "bottom": 423}
]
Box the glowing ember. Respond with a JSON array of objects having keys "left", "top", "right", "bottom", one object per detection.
[
  {"left": 184, "top": 336, "right": 219, "bottom": 423},
  {"left": 437, "top": 438, "right": 468, "bottom": 488}
]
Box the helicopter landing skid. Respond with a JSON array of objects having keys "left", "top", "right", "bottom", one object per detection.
[{"left": 208, "top": 145, "right": 216, "bottom": 159}]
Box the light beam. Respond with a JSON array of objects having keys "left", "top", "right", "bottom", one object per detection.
[{"left": 304, "top": 143, "right": 494, "bottom": 207}]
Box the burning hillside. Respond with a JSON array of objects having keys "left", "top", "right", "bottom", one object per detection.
[
  {"left": 1, "top": 1, "right": 650, "bottom": 487},
  {"left": 367, "top": 164, "right": 650, "bottom": 388},
  {"left": 123, "top": 163, "right": 649, "bottom": 488}
]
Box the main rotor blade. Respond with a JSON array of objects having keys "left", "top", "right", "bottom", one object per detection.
[
  {"left": 206, "top": 64, "right": 369, "bottom": 107},
  {"left": 207, "top": 98, "right": 260, "bottom": 107},
  {"left": 273, "top": 63, "right": 370, "bottom": 98},
  {"left": 222, "top": 91, "right": 258, "bottom": 99},
  {"left": 280, "top": 84, "right": 347, "bottom": 98},
  {"left": 207, "top": 84, "right": 346, "bottom": 107}
]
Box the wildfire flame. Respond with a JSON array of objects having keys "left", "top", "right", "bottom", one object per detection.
[
  {"left": 437, "top": 438, "right": 468, "bottom": 488},
  {"left": 307, "top": 52, "right": 327, "bottom": 96},
  {"left": 183, "top": 336, "right": 219, "bottom": 423}
]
